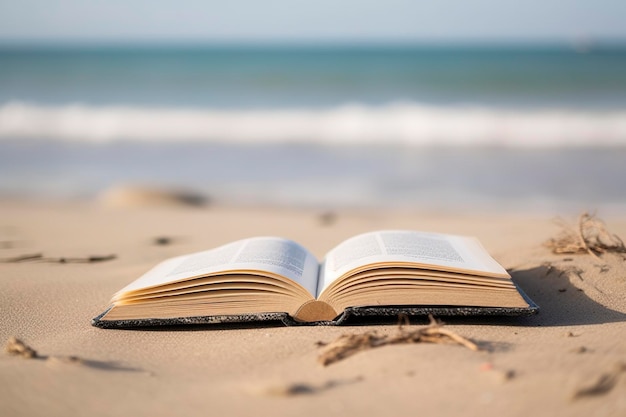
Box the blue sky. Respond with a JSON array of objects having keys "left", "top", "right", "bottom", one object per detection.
[{"left": 1, "top": 0, "right": 625, "bottom": 44}]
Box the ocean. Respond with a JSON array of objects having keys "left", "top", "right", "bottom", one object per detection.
[{"left": 1, "top": 45, "right": 625, "bottom": 212}]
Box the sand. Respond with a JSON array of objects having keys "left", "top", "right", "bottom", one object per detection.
[{"left": 1, "top": 200, "right": 625, "bottom": 417}]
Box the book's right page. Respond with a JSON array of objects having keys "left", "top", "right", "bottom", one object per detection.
[
  {"left": 318, "top": 230, "right": 510, "bottom": 297},
  {"left": 316, "top": 230, "right": 537, "bottom": 322}
]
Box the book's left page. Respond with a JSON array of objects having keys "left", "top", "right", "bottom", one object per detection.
[
  {"left": 114, "top": 236, "right": 320, "bottom": 300},
  {"left": 92, "top": 237, "right": 323, "bottom": 326}
]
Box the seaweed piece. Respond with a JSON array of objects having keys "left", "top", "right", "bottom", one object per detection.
[
  {"left": 546, "top": 212, "right": 626, "bottom": 260},
  {"left": 317, "top": 315, "right": 480, "bottom": 366}
]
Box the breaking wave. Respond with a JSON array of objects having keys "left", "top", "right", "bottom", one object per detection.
[{"left": 1, "top": 101, "right": 626, "bottom": 147}]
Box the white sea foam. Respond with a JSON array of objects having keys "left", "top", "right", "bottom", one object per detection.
[{"left": 1, "top": 101, "right": 625, "bottom": 147}]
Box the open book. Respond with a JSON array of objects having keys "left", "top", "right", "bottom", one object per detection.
[{"left": 92, "top": 230, "right": 537, "bottom": 328}]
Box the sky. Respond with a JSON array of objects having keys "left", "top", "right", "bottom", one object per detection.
[{"left": 0, "top": 0, "right": 625, "bottom": 44}]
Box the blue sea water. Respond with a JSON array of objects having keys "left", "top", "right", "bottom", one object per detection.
[
  {"left": 2, "top": 45, "right": 626, "bottom": 108},
  {"left": 0, "top": 45, "right": 625, "bottom": 211}
]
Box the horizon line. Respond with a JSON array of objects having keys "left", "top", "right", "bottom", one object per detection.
[{"left": 1, "top": 36, "right": 626, "bottom": 49}]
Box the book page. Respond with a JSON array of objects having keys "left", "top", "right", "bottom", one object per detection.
[
  {"left": 318, "top": 230, "right": 509, "bottom": 296},
  {"left": 115, "top": 237, "right": 320, "bottom": 298}
]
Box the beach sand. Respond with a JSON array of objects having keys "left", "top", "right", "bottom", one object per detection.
[{"left": 1, "top": 200, "right": 625, "bottom": 416}]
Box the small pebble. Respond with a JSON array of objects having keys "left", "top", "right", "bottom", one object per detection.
[{"left": 153, "top": 237, "right": 172, "bottom": 246}]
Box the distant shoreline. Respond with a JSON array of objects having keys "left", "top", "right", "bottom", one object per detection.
[{"left": 2, "top": 143, "right": 624, "bottom": 199}]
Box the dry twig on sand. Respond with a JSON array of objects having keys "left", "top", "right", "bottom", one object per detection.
[
  {"left": 5, "top": 336, "right": 144, "bottom": 372},
  {"left": 5, "top": 337, "right": 38, "bottom": 359},
  {"left": 0, "top": 253, "right": 43, "bottom": 263},
  {"left": 545, "top": 212, "right": 626, "bottom": 260},
  {"left": 572, "top": 362, "right": 626, "bottom": 400},
  {"left": 317, "top": 315, "right": 480, "bottom": 366},
  {"left": 50, "top": 254, "right": 117, "bottom": 263},
  {"left": 0, "top": 253, "right": 116, "bottom": 264}
]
